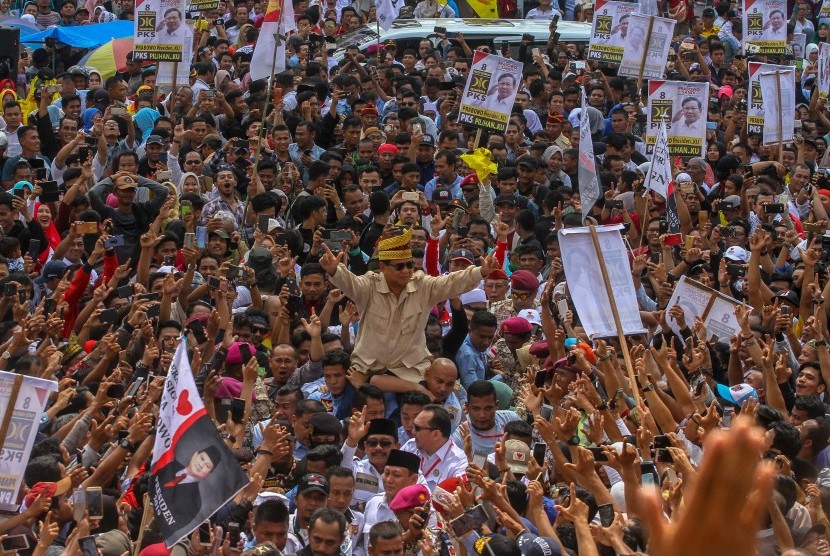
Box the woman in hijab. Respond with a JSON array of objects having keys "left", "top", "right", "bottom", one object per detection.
[
  {"left": 177, "top": 171, "right": 202, "bottom": 197},
  {"left": 543, "top": 145, "right": 572, "bottom": 188},
  {"left": 214, "top": 69, "right": 232, "bottom": 90}
]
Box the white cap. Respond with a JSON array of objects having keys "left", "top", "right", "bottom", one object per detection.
[
  {"left": 254, "top": 491, "right": 290, "bottom": 508},
  {"left": 674, "top": 172, "right": 693, "bottom": 184},
  {"left": 460, "top": 288, "right": 487, "bottom": 305},
  {"left": 517, "top": 308, "right": 541, "bottom": 326},
  {"left": 0, "top": 131, "right": 8, "bottom": 148},
  {"left": 723, "top": 246, "right": 749, "bottom": 263}
]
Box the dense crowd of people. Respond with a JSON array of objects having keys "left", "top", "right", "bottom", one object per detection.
[{"left": 3, "top": 0, "right": 830, "bottom": 554}]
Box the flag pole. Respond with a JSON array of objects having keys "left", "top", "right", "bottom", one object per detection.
[
  {"left": 170, "top": 62, "right": 179, "bottom": 126},
  {"left": 588, "top": 224, "right": 641, "bottom": 407},
  {"left": 132, "top": 494, "right": 153, "bottom": 556},
  {"left": 253, "top": 15, "right": 283, "bottom": 177}
]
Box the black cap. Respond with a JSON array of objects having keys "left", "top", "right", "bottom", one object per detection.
[
  {"left": 309, "top": 412, "right": 343, "bottom": 437},
  {"left": 297, "top": 473, "right": 329, "bottom": 495},
  {"left": 516, "top": 155, "right": 537, "bottom": 169},
  {"left": 494, "top": 195, "right": 518, "bottom": 207},
  {"left": 386, "top": 449, "right": 420, "bottom": 474}
]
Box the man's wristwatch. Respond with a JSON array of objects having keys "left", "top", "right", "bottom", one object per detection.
[
  {"left": 119, "top": 438, "right": 136, "bottom": 452},
  {"left": 1, "top": 351, "right": 11, "bottom": 360},
  {"left": 567, "top": 435, "right": 580, "bottom": 446}
]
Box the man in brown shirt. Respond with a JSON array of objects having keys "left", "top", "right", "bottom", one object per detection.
[{"left": 317, "top": 228, "right": 500, "bottom": 393}]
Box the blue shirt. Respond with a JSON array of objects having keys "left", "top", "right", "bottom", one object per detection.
[
  {"left": 456, "top": 335, "right": 488, "bottom": 389},
  {"left": 451, "top": 410, "right": 521, "bottom": 455},
  {"left": 422, "top": 174, "right": 463, "bottom": 201},
  {"left": 288, "top": 142, "right": 325, "bottom": 185}
]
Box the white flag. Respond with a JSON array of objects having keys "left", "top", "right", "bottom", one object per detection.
[
  {"left": 377, "top": 0, "right": 401, "bottom": 31},
  {"left": 578, "top": 91, "right": 600, "bottom": 223},
  {"left": 643, "top": 120, "right": 670, "bottom": 200},
  {"left": 250, "top": 0, "right": 296, "bottom": 82}
]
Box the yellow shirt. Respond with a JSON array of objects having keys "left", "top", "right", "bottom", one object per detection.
[{"left": 329, "top": 264, "right": 484, "bottom": 382}]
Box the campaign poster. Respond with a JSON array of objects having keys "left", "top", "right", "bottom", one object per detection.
[
  {"left": 748, "top": 62, "right": 793, "bottom": 138},
  {"left": 820, "top": 0, "right": 830, "bottom": 26},
  {"left": 759, "top": 68, "right": 795, "bottom": 146},
  {"left": 0, "top": 373, "right": 57, "bottom": 511},
  {"left": 666, "top": 276, "right": 741, "bottom": 341},
  {"left": 790, "top": 33, "right": 806, "bottom": 60},
  {"left": 135, "top": 0, "right": 192, "bottom": 62},
  {"left": 150, "top": 342, "right": 248, "bottom": 547},
  {"left": 646, "top": 80, "right": 709, "bottom": 156},
  {"left": 457, "top": 51, "right": 523, "bottom": 133},
  {"left": 743, "top": 0, "right": 788, "bottom": 55},
  {"left": 588, "top": 0, "right": 637, "bottom": 64},
  {"left": 578, "top": 90, "right": 600, "bottom": 222},
  {"left": 559, "top": 225, "right": 645, "bottom": 339},
  {"left": 618, "top": 14, "right": 675, "bottom": 80},
  {"left": 819, "top": 43, "right": 830, "bottom": 101}
]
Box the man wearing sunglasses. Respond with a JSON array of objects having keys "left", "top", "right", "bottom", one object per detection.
[
  {"left": 319, "top": 227, "right": 500, "bottom": 394},
  {"left": 340, "top": 418, "right": 400, "bottom": 508},
  {"left": 401, "top": 404, "right": 467, "bottom": 490}
]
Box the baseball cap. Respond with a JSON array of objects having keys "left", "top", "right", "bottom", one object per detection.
[
  {"left": 115, "top": 176, "right": 137, "bottom": 190},
  {"left": 225, "top": 341, "right": 256, "bottom": 365},
  {"left": 146, "top": 135, "right": 164, "bottom": 146},
  {"left": 702, "top": 7, "right": 716, "bottom": 16},
  {"left": 92, "top": 89, "right": 111, "bottom": 107},
  {"left": 450, "top": 248, "right": 476, "bottom": 264},
  {"left": 504, "top": 439, "right": 531, "bottom": 474},
  {"left": 297, "top": 473, "right": 329, "bottom": 496},
  {"left": 517, "top": 308, "right": 541, "bottom": 326},
  {"left": 716, "top": 382, "right": 758, "bottom": 407},
  {"left": 210, "top": 229, "right": 231, "bottom": 240},
  {"left": 40, "top": 260, "right": 68, "bottom": 281},
  {"left": 517, "top": 533, "right": 563, "bottom": 556},
  {"left": 460, "top": 288, "right": 487, "bottom": 305},
  {"left": 722, "top": 195, "right": 741, "bottom": 209},
  {"left": 432, "top": 186, "right": 452, "bottom": 204},
  {"left": 674, "top": 172, "right": 693, "bottom": 184},
  {"left": 516, "top": 155, "right": 538, "bottom": 169},
  {"left": 494, "top": 195, "right": 518, "bottom": 207},
  {"left": 24, "top": 477, "right": 72, "bottom": 508},
  {"left": 724, "top": 245, "right": 749, "bottom": 263},
  {"left": 475, "top": 534, "right": 522, "bottom": 556},
  {"left": 419, "top": 135, "right": 435, "bottom": 147},
  {"left": 775, "top": 289, "right": 799, "bottom": 306}
]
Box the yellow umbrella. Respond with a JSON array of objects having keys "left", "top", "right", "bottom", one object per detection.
[{"left": 78, "top": 38, "right": 135, "bottom": 79}]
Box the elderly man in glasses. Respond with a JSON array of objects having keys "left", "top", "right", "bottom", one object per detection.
[{"left": 318, "top": 227, "right": 500, "bottom": 392}]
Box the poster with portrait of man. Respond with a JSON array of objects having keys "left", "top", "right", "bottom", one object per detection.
[
  {"left": 819, "top": 43, "right": 830, "bottom": 101},
  {"left": 790, "top": 33, "right": 806, "bottom": 61},
  {"left": 646, "top": 80, "right": 709, "bottom": 156},
  {"left": 588, "top": 0, "right": 637, "bottom": 64},
  {"left": 458, "top": 50, "right": 523, "bottom": 133},
  {"left": 743, "top": 0, "right": 788, "bottom": 55},
  {"left": 135, "top": 0, "right": 192, "bottom": 61},
  {"left": 618, "top": 14, "right": 675, "bottom": 79},
  {"left": 759, "top": 68, "right": 795, "bottom": 145},
  {"left": 747, "top": 62, "right": 794, "bottom": 138}
]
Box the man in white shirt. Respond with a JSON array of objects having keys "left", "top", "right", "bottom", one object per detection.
[
  {"left": 401, "top": 405, "right": 468, "bottom": 491},
  {"left": 155, "top": 8, "right": 192, "bottom": 45},
  {"left": 526, "top": 0, "right": 561, "bottom": 19},
  {"left": 671, "top": 97, "right": 704, "bottom": 135},
  {"left": 474, "top": 73, "right": 519, "bottom": 114},
  {"left": 340, "top": 417, "right": 401, "bottom": 508},
  {"left": 360, "top": 450, "right": 420, "bottom": 556}
]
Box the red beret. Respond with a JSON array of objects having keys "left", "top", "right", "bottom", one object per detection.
[
  {"left": 510, "top": 270, "right": 540, "bottom": 291},
  {"left": 460, "top": 173, "right": 479, "bottom": 187},
  {"left": 529, "top": 340, "right": 550, "bottom": 358},
  {"left": 389, "top": 484, "right": 430, "bottom": 512},
  {"left": 501, "top": 316, "right": 533, "bottom": 335},
  {"left": 487, "top": 269, "right": 508, "bottom": 280}
]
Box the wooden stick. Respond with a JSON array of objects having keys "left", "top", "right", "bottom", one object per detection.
[
  {"left": 0, "top": 374, "right": 24, "bottom": 455},
  {"left": 132, "top": 494, "right": 153, "bottom": 556},
  {"left": 473, "top": 128, "right": 483, "bottom": 150},
  {"left": 636, "top": 16, "right": 655, "bottom": 93},
  {"left": 588, "top": 225, "right": 641, "bottom": 406},
  {"left": 169, "top": 62, "right": 179, "bottom": 126},
  {"left": 637, "top": 195, "right": 650, "bottom": 249}
]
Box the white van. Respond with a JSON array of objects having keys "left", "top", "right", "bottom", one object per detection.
[{"left": 332, "top": 18, "right": 591, "bottom": 61}]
